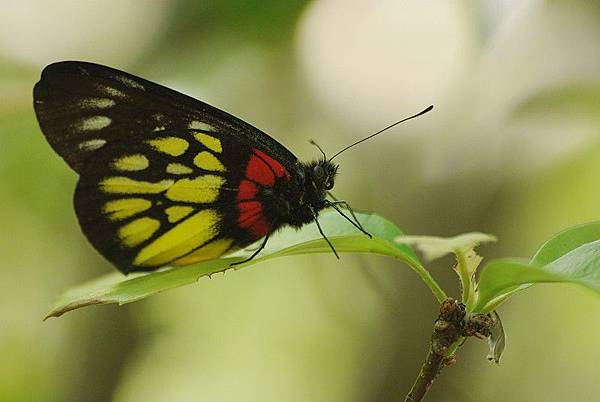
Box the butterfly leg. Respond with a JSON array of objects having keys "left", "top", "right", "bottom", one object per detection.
[
  {"left": 331, "top": 200, "right": 367, "bottom": 232},
  {"left": 310, "top": 206, "right": 340, "bottom": 259},
  {"left": 231, "top": 231, "right": 271, "bottom": 267},
  {"left": 325, "top": 200, "right": 372, "bottom": 238},
  {"left": 327, "top": 191, "right": 366, "bottom": 230},
  {"left": 326, "top": 191, "right": 340, "bottom": 202}
]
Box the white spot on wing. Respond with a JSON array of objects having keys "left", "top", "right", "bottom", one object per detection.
[
  {"left": 79, "top": 139, "right": 107, "bottom": 151},
  {"left": 78, "top": 116, "right": 111, "bottom": 131},
  {"left": 79, "top": 98, "right": 116, "bottom": 109},
  {"left": 96, "top": 84, "right": 126, "bottom": 98},
  {"left": 189, "top": 120, "right": 215, "bottom": 131},
  {"left": 152, "top": 114, "right": 169, "bottom": 131},
  {"left": 115, "top": 75, "right": 145, "bottom": 90}
]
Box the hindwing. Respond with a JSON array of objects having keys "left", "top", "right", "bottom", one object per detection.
[{"left": 74, "top": 129, "right": 262, "bottom": 272}]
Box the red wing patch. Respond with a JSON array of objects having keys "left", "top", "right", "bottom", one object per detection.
[
  {"left": 237, "top": 200, "right": 269, "bottom": 238},
  {"left": 238, "top": 201, "right": 262, "bottom": 225},
  {"left": 236, "top": 148, "right": 290, "bottom": 239},
  {"left": 238, "top": 179, "right": 258, "bottom": 200},
  {"left": 246, "top": 153, "right": 274, "bottom": 186},
  {"left": 249, "top": 216, "right": 269, "bottom": 238},
  {"left": 254, "top": 149, "right": 289, "bottom": 180}
]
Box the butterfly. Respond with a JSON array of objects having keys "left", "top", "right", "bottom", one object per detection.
[{"left": 33, "top": 61, "right": 432, "bottom": 274}]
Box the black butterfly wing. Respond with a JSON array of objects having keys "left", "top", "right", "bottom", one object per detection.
[
  {"left": 33, "top": 61, "right": 298, "bottom": 173},
  {"left": 33, "top": 61, "right": 299, "bottom": 273}
]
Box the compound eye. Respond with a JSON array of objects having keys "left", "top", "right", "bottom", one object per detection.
[
  {"left": 313, "top": 165, "right": 324, "bottom": 179},
  {"left": 324, "top": 180, "right": 334, "bottom": 190}
]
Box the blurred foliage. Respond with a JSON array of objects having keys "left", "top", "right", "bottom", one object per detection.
[
  {"left": 517, "top": 82, "right": 600, "bottom": 121},
  {"left": 164, "top": 0, "right": 309, "bottom": 43},
  {"left": 2, "top": 1, "right": 600, "bottom": 402}
]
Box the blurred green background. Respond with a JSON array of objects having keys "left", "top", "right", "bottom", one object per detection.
[{"left": 2, "top": 1, "right": 600, "bottom": 401}]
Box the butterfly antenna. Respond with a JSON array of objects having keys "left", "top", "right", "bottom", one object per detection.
[
  {"left": 329, "top": 105, "right": 433, "bottom": 162},
  {"left": 309, "top": 139, "right": 327, "bottom": 160}
]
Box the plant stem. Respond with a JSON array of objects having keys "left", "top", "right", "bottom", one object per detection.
[
  {"left": 407, "top": 260, "right": 447, "bottom": 303},
  {"left": 404, "top": 342, "right": 445, "bottom": 402},
  {"left": 404, "top": 299, "right": 497, "bottom": 401},
  {"left": 417, "top": 268, "right": 448, "bottom": 303},
  {"left": 405, "top": 299, "right": 465, "bottom": 402}
]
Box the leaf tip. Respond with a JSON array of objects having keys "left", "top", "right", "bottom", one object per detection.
[{"left": 44, "top": 299, "right": 107, "bottom": 320}]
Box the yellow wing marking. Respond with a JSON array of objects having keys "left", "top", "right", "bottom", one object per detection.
[
  {"left": 119, "top": 217, "right": 160, "bottom": 247},
  {"left": 194, "top": 133, "right": 222, "bottom": 153},
  {"left": 189, "top": 120, "right": 215, "bottom": 131},
  {"left": 165, "top": 175, "right": 224, "bottom": 203},
  {"left": 147, "top": 137, "right": 189, "bottom": 156},
  {"left": 134, "top": 209, "right": 220, "bottom": 266},
  {"left": 112, "top": 154, "right": 149, "bottom": 171},
  {"left": 103, "top": 198, "right": 152, "bottom": 220},
  {"left": 165, "top": 206, "right": 194, "bottom": 223},
  {"left": 173, "top": 238, "right": 234, "bottom": 266},
  {"left": 100, "top": 177, "right": 174, "bottom": 194},
  {"left": 193, "top": 151, "right": 226, "bottom": 172},
  {"left": 166, "top": 163, "right": 193, "bottom": 175}
]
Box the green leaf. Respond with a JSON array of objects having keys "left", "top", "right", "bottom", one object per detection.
[
  {"left": 473, "top": 222, "right": 600, "bottom": 313},
  {"left": 531, "top": 221, "right": 600, "bottom": 265},
  {"left": 474, "top": 243, "right": 600, "bottom": 313},
  {"left": 395, "top": 233, "right": 496, "bottom": 261},
  {"left": 46, "top": 211, "right": 446, "bottom": 319},
  {"left": 544, "top": 240, "right": 600, "bottom": 289}
]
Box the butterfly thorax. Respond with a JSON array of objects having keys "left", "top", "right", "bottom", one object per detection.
[{"left": 267, "top": 159, "right": 338, "bottom": 229}]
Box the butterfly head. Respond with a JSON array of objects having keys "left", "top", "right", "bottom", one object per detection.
[
  {"left": 304, "top": 158, "right": 338, "bottom": 202},
  {"left": 307, "top": 139, "right": 338, "bottom": 192}
]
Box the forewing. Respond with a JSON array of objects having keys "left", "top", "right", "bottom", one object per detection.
[{"left": 33, "top": 61, "right": 297, "bottom": 173}]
